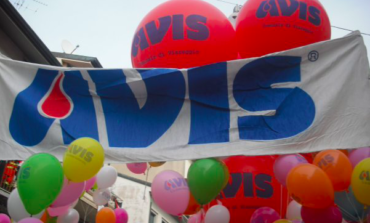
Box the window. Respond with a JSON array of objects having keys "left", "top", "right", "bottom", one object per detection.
[{"left": 149, "top": 211, "right": 156, "bottom": 223}]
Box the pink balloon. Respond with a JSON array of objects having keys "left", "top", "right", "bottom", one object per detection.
[
  {"left": 250, "top": 207, "right": 280, "bottom": 223},
  {"left": 127, "top": 163, "right": 147, "bottom": 174},
  {"left": 273, "top": 154, "right": 307, "bottom": 186},
  {"left": 85, "top": 176, "right": 96, "bottom": 191},
  {"left": 18, "top": 218, "right": 43, "bottom": 223},
  {"left": 47, "top": 204, "right": 70, "bottom": 217},
  {"left": 0, "top": 214, "right": 10, "bottom": 223},
  {"left": 115, "top": 208, "right": 129, "bottom": 223},
  {"left": 301, "top": 206, "right": 342, "bottom": 223},
  {"left": 188, "top": 212, "right": 202, "bottom": 223},
  {"left": 349, "top": 147, "right": 370, "bottom": 168},
  {"left": 51, "top": 178, "right": 85, "bottom": 207},
  {"left": 152, "top": 170, "right": 189, "bottom": 216},
  {"left": 292, "top": 221, "right": 303, "bottom": 223}
]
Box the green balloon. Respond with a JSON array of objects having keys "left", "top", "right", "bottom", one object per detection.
[
  {"left": 187, "top": 158, "right": 225, "bottom": 205},
  {"left": 17, "top": 153, "right": 64, "bottom": 215}
]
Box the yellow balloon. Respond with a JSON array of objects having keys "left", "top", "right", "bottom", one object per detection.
[
  {"left": 149, "top": 162, "right": 166, "bottom": 167},
  {"left": 351, "top": 157, "right": 370, "bottom": 205},
  {"left": 273, "top": 220, "right": 292, "bottom": 223},
  {"left": 63, "top": 137, "right": 104, "bottom": 182}
]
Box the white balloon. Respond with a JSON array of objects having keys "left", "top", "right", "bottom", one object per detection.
[
  {"left": 205, "top": 205, "right": 230, "bottom": 223},
  {"left": 57, "top": 209, "right": 79, "bottom": 223},
  {"left": 286, "top": 200, "right": 302, "bottom": 220},
  {"left": 7, "top": 189, "right": 44, "bottom": 222},
  {"left": 97, "top": 166, "right": 118, "bottom": 189},
  {"left": 93, "top": 188, "right": 111, "bottom": 205}
]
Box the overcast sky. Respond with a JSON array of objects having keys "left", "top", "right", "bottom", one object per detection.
[{"left": 14, "top": 0, "right": 370, "bottom": 68}]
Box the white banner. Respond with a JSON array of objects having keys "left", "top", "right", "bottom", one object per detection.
[{"left": 0, "top": 31, "right": 369, "bottom": 162}]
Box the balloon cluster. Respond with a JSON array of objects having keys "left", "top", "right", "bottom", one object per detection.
[
  {"left": 150, "top": 158, "right": 230, "bottom": 223},
  {"left": 131, "top": 0, "right": 331, "bottom": 69},
  {"left": 126, "top": 161, "right": 166, "bottom": 175},
  {"left": 4, "top": 137, "right": 128, "bottom": 223},
  {"left": 269, "top": 148, "right": 370, "bottom": 223},
  {"left": 95, "top": 207, "right": 128, "bottom": 223}
]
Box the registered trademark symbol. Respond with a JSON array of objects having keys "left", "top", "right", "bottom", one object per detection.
[{"left": 308, "top": 50, "right": 319, "bottom": 62}]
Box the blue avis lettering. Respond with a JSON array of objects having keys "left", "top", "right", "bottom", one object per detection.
[
  {"left": 233, "top": 56, "right": 315, "bottom": 140},
  {"left": 9, "top": 56, "right": 315, "bottom": 147},
  {"left": 165, "top": 178, "right": 188, "bottom": 190},
  {"left": 9, "top": 69, "right": 99, "bottom": 146},
  {"left": 221, "top": 173, "right": 273, "bottom": 199},
  {"left": 132, "top": 14, "right": 210, "bottom": 57},
  {"left": 256, "top": 0, "right": 321, "bottom": 26}
]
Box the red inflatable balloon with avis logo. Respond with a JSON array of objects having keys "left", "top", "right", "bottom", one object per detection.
[
  {"left": 206, "top": 156, "right": 288, "bottom": 223},
  {"left": 131, "top": 0, "right": 237, "bottom": 68},
  {"left": 236, "top": 0, "right": 331, "bottom": 58}
]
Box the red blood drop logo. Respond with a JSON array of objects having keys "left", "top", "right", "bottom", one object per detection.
[
  {"left": 363, "top": 172, "right": 368, "bottom": 179},
  {"left": 40, "top": 73, "right": 72, "bottom": 119}
]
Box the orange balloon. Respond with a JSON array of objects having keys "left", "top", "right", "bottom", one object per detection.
[
  {"left": 96, "top": 207, "right": 116, "bottom": 223},
  {"left": 313, "top": 150, "right": 353, "bottom": 191},
  {"left": 184, "top": 190, "right": 201, "bottom": 215},
  {"left": 40, "top": 211, "right": 48, "bottom": 222},
  {"left": 218, "top": 159, "right": 230, "bottom": 189},
  {"left": 149, "top": 162, "right": 166, "bottom": 167},
  {"left": 287, "top": 164, "right": 334, "bottom": 209}
]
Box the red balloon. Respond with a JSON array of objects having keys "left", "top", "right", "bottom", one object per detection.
[
  {"left": 206, "top": 156, "right": 288, "bottom": 223},
  {"left": 131, "top": 0, "right": 237, "bottom": 69},
  {"left": 236, "top": 0, "right": 331, "bottom": 59},
  {"left": 299, "top": 153, "right": 313, "bottom": 163}
]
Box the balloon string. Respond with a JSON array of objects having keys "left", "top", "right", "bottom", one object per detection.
[
  {"left": 81, "top": 197, "right": 87, "bottom": 223},
  {"left": 201, "top": 208, "right": 206, "bottom": 223},
  {"left": 361, "top": 209, "right": 364, "bottom": 223},
  {"left": 345, "top": 191, "right": 362, "bottom": 223},
  {"left": 85, "top": 203, "right": 91, "bottom": 223},
  {"left": 280, "top": 184, "right": 283, "bottom": 218},
  {"left": 48, "top": 145, "right": 68, "bottom": 153},
  {"left": 361, "top": 206, "right": 367, "bottom": 223},
  {"left": 143, "top": 166, "right": 151, "bottom": 200},
  {"left": 337, "top": 204, "right": 360, "bottom": 222}
]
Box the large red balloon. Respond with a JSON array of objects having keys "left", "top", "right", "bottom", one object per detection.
[
  {"left": 206, "top": 156, "right": 288, "bottom": 223},
  {"left": 236, "top": 0, "right": 331, "bottom": 58},
  {"left": 131, "top": 0, "right": 237, "bottom": 69}
]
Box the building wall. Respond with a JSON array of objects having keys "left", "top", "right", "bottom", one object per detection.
[
  {"left": 113, "top": 162, "right": 191, "bottom": 223},
  {"left": 113, "top": 176, "right": 179, "bottom": 223},
  {"left": 112, "top": 160, "right": 190, "bottom": 184},
  {"left": 113, "top": 177, "right": 150, "bottom": 223},
  {"left": 0, "top": 27, "right": 25, "bottom": 61}
]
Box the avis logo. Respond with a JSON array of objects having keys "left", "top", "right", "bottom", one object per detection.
[
  {"left": 360, "top": 171, "right": 370, "bottom": 183},
  {"left": 132, "top": 14, "right": 210, "bottom": 57},
  {"left": 37, "top": 73, "right": 73, "bottom": 119},
  {"left": 20, "top": 167, "right": 31, "bottom": 180},
  {"left": 164, "top": 178, "right": 188, "bottom": 192},
  {"left": 18, "top": 166, "right": 31, "bottom": 184},
  {"left": 67, "top": 145, "right": 94, "bottom": 163},
  {"left": 295, "top": 154, "right": 306, "bottom": 163},
  {"left": 219, "top": 173, "right": 274, "bottom": 199},
  {"left": 256, "top": 0, "right": 321, "bottom": 26},
  {"left": 317, "top": 154, "right": 334, "bottom": 169},
  {"left": 9, "top": 69, "right": 99, "bottom": 146}
]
